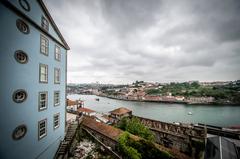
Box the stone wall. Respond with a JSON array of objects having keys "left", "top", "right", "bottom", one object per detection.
[{"left": 134, "top": 116, "right": 206, "bottom": 158}]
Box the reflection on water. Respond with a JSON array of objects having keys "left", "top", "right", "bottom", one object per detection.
[{"left": 68, "top": 94, "right": 240, "bottom": 127}]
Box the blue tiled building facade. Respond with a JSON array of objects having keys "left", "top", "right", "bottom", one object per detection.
[{"left": 0, "top": 0, "right": 70, "bottom": 158}]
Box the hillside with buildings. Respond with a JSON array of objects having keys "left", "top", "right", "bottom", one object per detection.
[{"left": 67, "top": 80, "right": 240, "bottom": 105}]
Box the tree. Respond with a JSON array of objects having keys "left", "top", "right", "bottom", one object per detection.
[{"left": 191, "top": 81, "right": 200, "bottom": 88}]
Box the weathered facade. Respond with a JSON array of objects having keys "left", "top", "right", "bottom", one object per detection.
[{"left": 134, "top": 116, "right": 206, "bottom": 158}]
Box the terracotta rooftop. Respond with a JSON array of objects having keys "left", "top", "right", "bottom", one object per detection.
[
  {"left": 67, "top": 99, "right": 78, "bottom": 106},
  {"left": 109, "top": 107, "right": 132, "bottom": 115},
  {"left": 77, "top": 107, "right": 95, "bottom": 113},
  {"left": 82, "top": 117, "right": 123, "bottom": 141},
  {"left": 82, "top": 118, "right": 190, "bottom": 159}
]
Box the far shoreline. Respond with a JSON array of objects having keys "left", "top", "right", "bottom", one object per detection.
[
  {"left": 95, "top": 94, "right": 240, "bottom": 106},
  {"left": 67, "top": 93, "right": 240, "bottom": 106}
]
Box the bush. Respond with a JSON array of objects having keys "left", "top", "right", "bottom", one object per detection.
[
  {"left": 118, "top": 132, "right": 141, "bottom": 159},
  {"left": 130, "top": 139, "right": 172, "bottom": 159},
  {"left": 117, "top": 117, "right": 128, "bottom": 131},
  {"left": 117, "top": 117, "right": 155, "bottom": 142},
  {"left": 118, "top": 132, "right": 173, "bottom": 159}
]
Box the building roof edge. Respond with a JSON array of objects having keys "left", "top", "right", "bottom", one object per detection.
[{"left": 38, "top": 0, "right": 70, "bottom": 50}]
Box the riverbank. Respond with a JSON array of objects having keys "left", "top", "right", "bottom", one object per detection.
[
  {"left": 68, "top": 94, "right": 240, "bottom": 127},
  {"left": 96, "top": 94, "right": 240, "bottom": 106}
]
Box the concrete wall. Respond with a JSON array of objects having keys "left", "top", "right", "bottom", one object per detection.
[{"left": 0, "top": 1, "right": 66, "bottom": 158}]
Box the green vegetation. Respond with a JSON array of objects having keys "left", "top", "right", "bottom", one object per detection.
[
  {"left": 117, "top": 117, "right": 173, "bottom": 159},
  {"left": 117, "top": 117, "right": 155, "bottom": 141},
  {"left": 118, "top": 132, "right": 173, "bottom": 159},
  {"left": 146, "top": 81, "right": 240, "bottom": 104},
  {"left": 99, "top": 80, "right": 240, "bottom": 104},
  {"left": 118, "top": 132, "right": 142, "bottom": 159},
  {"left": 147, "top": 82, "right": 200, "bottom": 96}
]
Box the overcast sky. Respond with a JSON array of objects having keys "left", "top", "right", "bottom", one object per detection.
[{"left": 44, "top": 0, "right": 240, "bottom": 84}]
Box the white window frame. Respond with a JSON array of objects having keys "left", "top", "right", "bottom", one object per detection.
[
  {"left": 55, "top": 45, "right": 61, "bottom": 61},
  {"left": 39, "top": 64, "right": 48, "bottom": 83},
  {"left": 40, "top": 35, "right": 49, "bottom": 55},
  {"left": 53, "top": 113, "right": 60, "bottom": 129},
  {"left": 39, "top": 92, "right": 47, "bottom": 111},
  {"left": 38, "top": 119, "right": 47, "bottom": 140},
  {"left": 54, "top": 91, "right": 60, "bottom": 106},
  {"left": 54, "top": 68, "right": 60, "bottom": 84},
  {"left": 41, "top": 16, "right": 49, "bottom": 31}
]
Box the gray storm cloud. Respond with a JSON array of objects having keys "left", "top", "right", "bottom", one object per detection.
[{"left": 44, "top": 0, "right": 240, "bottom": 84}]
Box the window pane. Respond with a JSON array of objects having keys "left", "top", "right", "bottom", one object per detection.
[
  {"left": 40, "top": 122, "right": 45, "bottom": 129},
  {"left": 41, "top": 39, "right": 45, "bottom": 45},
  {"left": 41, "top": 17, "right": 49, "bottom": 31},
  {"left": 40, "top": 129, "right": 45, "bottom": 136},
  {"left": 54, "top": 69, "right": 60, "bottom": 83},
  {"left": 39, "top": 92, "right": 47, "bottom": 110},
  {"left": 54, "top": 114, "right": 59, "bottom": 128},
  {"left": 55, "top": 46, "right": 61, "bottom": 61},
  {"left": 40, "top": 36, "right": 48, "bottom": 55},
  {"left": 39, "top": 120, "right": 47, "bottom": 139},
  {"left": 41, "top": 95, "right": 45, "bottom": 100},
  {"left": 40, "top": 65, "right": 48, "bottom": 82},
  {"left": 46, "top": 46, "right": 48, "bottom": 53},
  {"left": 40, "top": 66, "right": 45, "bottom": 73},
  {"left": 40, "top": 101, "right": 45, "bottom": 107},
  {"left": 40, "top": 74, "right": 45, "bottom": 81},
  {"left": 54, "top": 92, "right": 60, "bottom": 105}
]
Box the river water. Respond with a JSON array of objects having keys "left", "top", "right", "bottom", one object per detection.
[{"left": 68, "top": 94, "right": 240, "bottom": 127}]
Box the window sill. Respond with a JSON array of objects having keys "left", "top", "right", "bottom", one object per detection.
[{"left": 39, "top": 107, "right": 47, "bottom": 111}]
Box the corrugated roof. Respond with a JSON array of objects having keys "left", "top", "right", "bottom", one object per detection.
[{"left": 109, "top": 107, "right": 132, "bottom": 115}]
